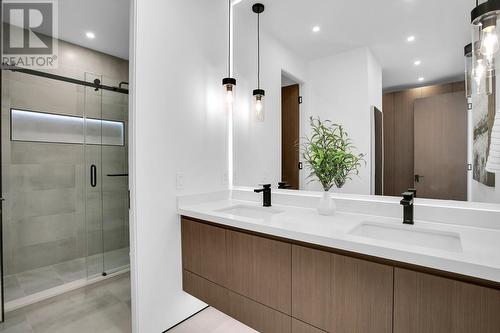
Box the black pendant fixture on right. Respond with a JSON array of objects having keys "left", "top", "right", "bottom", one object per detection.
[
  {"left": 252, "top": 3, "right": 265, "bottom": 121},
  {"left": 470, "top": 0, "right": 500, "bottom": 95}
]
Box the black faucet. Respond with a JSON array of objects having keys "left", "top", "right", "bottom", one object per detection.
[
  {"left": 254, "top": 184, "right": 272, "bottom": 207},
  {"left": 400, "top": 192, "right": 414, "bottom": 225},
  {"left": 278, "top": 182, "right": 292, "bottom": 189}
]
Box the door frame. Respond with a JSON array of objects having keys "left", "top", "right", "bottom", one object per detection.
[
  {"left": 280, "top": 70, "right": 305, "bottom": 190},
  {"left": 0, "top": 0, "right": 5, "bottom": 323}
]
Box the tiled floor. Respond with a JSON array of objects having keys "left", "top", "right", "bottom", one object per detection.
[
  {"left": 0, "top": 273, "right": 131, "bottom": 333},
  {"left": 168, "top": 307, "right": 257, "bottom": 333},
  {"left": 4, "top": 247, "right": 129, "bottom": 303}
]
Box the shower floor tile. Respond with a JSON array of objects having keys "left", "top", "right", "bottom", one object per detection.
[
  {"left": 5, "top": 247, "right": 130, "bottom": 304},
  {"left": 52, "top": 258, "right": 86, "bottom": 283},
  {"left": 3, "top": 275, "right": 26, "bottom": 302},
  {"left": 0, "top": 273, "right": 131, "bottom": 333},
  {"left": 104, "top": 247, "right": 129, "bottom": 271},
  {"left": 16, "top": 266, "right": 65, "bottom": 296}
]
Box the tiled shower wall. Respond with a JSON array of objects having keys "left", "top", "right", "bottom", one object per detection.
[{"left": 1, "top": 38, "right": 129, "bottom": 275}]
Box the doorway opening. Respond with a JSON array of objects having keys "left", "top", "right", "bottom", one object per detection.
[{"left": 281, "top": 72, "right": 301, "bottom": 190}]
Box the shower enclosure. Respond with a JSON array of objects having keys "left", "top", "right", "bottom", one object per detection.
[{"left": 0, "top": 68, "right": 129, "bottom": 309}]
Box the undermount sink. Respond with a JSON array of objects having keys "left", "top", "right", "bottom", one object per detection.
[
  {"left": 216, "top": 205, "right": 283, "bottom": 219},
  {"left": 349, "top": 222, "right": 463, "bottom": 252}
]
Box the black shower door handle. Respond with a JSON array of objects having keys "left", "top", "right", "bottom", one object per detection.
[{"left": 90, "top": 165, "right": 97, "bottom": 187}]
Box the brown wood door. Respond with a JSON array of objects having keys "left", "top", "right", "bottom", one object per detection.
[
  {"left": 394, "top": 268, "right": 500, "bottom": 333},
  {"left": 414, "top": 92, "right": 467, "bottom": 200},
  {"left": 373, "top": 107, "right": 384, "bottom": 195},
  {"left": 282, "top": 84, "right": 300, "bottom": 189}
]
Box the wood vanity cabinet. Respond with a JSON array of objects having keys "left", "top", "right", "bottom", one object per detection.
[
  {"left": 181, "top": 217, "right": 500, "bottom": 333},
  {"left": 394, "top": 268, "right": 500, "bottom": 333}
]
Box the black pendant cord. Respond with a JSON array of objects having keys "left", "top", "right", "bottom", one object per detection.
[
  {"left": 257, "top": 11, "right": 260, "bottom": 89},
  {"left": 228, "top": 0, "right": 231, "bottom": 77}
]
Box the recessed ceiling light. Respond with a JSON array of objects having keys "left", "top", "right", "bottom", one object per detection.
[
  {"left": 414, "top": 60, "right": 421, "bottom": 66},
  {"left": 407, "top": 35, "right": 415, "bottom": 42},
  {"left": 312, "top": 26, "right": 321, "bottom": 33},
  {"left": 418, "top": 77, "right": 425, "bottom": 82},
  {"left": 86, "top": 32, "right": 95, "bottom": 39}
]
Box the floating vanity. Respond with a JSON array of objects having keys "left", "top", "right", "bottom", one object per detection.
[{"left": 178, "top": 188, "right": 500, "bottom": 333}]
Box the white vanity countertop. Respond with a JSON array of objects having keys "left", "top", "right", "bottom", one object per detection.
[{"left": 177, "top": 188, "right": 500, "bottom": 284}]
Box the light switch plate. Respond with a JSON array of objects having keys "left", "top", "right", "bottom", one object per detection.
[
  {"left": 176, "top": 172, "right": 185, "bottom": 191},
  {"left": 222, "top": 171, "right": 229, "bottom": 186}
]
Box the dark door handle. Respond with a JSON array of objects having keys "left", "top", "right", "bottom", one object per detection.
[
  {"left": 90, "top": 165, "right": 97, "bottom": 187},
  {"left": 298, "top": 162, "right": 303, "bottom": 170},
  {"left": 414, "top": 174, "right": 424, "bottom": 183}
]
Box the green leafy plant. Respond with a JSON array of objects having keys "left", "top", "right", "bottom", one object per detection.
[{"left": 302, "top": 116, "right": 365, "bottom": 191}]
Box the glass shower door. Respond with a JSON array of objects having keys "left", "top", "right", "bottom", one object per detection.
[
  {"left": 84, "top": 74, "right": 129, "bottom": 277},
  {"left": 100, "top": 76, "right": 129, "bottom": 274},
  {"left": 84, "top": 72, "right": 105, "bottom": 277}
]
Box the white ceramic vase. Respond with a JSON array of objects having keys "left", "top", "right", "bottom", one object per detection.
[{"left": 317, "top": 190, "right": 336, "bottom": 215}]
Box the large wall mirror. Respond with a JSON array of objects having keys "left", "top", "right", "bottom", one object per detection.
[{"left": 231, "top": 0, "right": 500, "bottom": 205}]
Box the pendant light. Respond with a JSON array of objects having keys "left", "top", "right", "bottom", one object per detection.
[
  {"left": 466, "top": 41, "right": 494, "bottom": 95},
  {"left": 223, "top": 0, "right": 236, "bottom": 106},
  {"left": 252, "top": 3, "right": 265, "bottom": 121},
  {"left": 471, "top": 0, "right": 500, "bottom": 94}
]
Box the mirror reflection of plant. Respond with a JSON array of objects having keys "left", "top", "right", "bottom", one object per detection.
[{"left": 302, "top": 116, "right": 366, "bottom": 191}]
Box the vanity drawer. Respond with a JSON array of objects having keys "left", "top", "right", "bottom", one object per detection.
[
  {"left": 181, "top": 218, "right": 227, "bottom": 286},
  {"left": 227, "top": 289, "right": 291, "bottom": 333},
  {"left": 226, "top": 230, "right": 292, "bottom": 314},
  {"left": 292, "top": 246, "right": 331, "bottom": 331},
  {"left": 394, "top": 268, "right": 500, "bottom": 333},
  {"left": 182, "top": 270, "right": 229, "bottom": 314},
  {"left": 292, "top": 245, "right": 393, "bottom": 333}
]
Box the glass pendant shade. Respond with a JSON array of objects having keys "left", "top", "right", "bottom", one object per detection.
[
  {"left": 253, "top": 89, "right": 265, "bottom": 121},
  {"left": 471, "top": 0, "right": 500, "bottom": 95},
  {"left": 223, "top": 78, "right": 236, "bottom": 106}
]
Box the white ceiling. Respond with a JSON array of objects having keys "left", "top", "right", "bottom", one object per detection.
[
  {"left": 235, "top": 0, "right": 473, "bottom": 91},
  {"left": 57, "top": 0, "right": 130, "bottom": 59}
]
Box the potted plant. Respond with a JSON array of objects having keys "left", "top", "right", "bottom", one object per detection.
[{"left": 302, "top": 117, "right": 365, "bottom": 215}]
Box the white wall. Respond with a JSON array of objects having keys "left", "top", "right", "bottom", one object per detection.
[
  {"left": 471, "top": 178, "right": 500, "bottom": 203},
  {"left": 304, "top": 47, "right": 382, "bottom": 194},
  {"left": 233, "top": 4, "right": 307, "bottom": 188},
  {"left": 469, "top": 74, "right": 500, "bottom": 204},
  {"left": 130, "top": 0, "right": 229, "bottom": 332}
]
